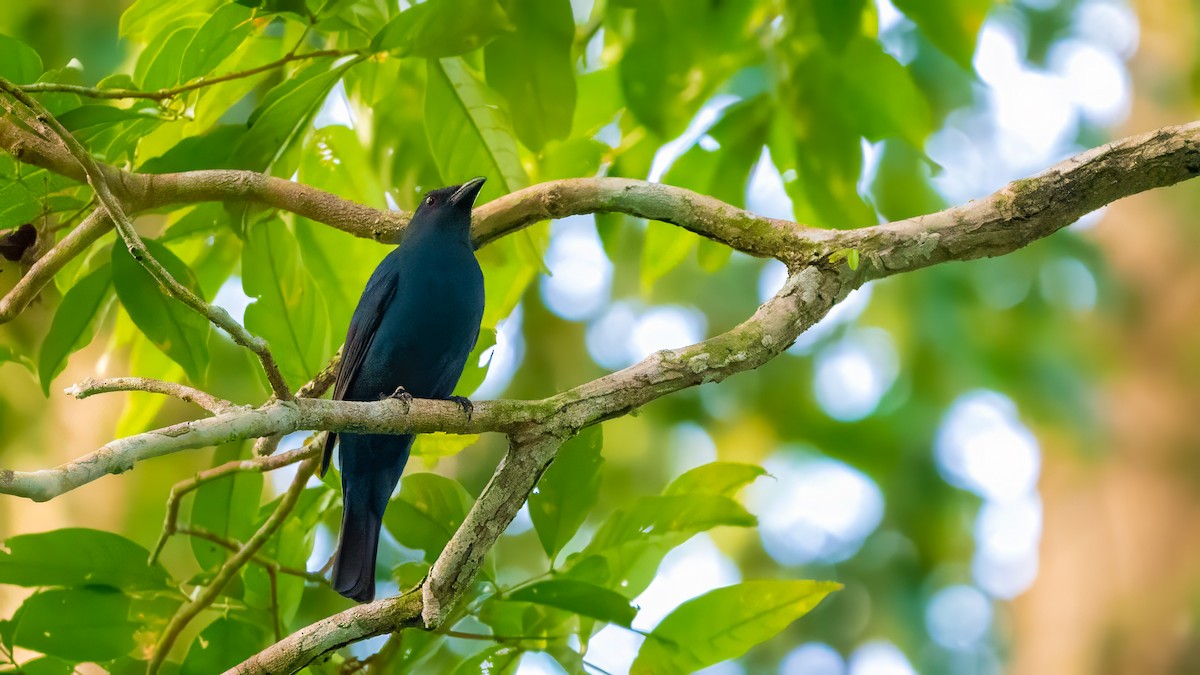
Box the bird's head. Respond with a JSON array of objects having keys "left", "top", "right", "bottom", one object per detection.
[
  {"left": 405, "top": 177, "right": 487, "bottom": 243},
  {"left": 416, "top": 176, "right": 487, "bottom": 217}
]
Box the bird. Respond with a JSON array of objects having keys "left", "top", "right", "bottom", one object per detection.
[{"left": 321, "top": 176, "right": 487, "bottom": 603}]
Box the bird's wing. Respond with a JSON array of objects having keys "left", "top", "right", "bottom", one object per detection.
[{"left": 320, "top": 264, "right": 399, "bottom": 476}]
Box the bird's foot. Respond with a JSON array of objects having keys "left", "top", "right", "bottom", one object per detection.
[
  {"left": 448, "top": 395, "right": 473, "bottom": 421},
  {"left": 386, "top": 386, "right": 414, "bottom": 412}
]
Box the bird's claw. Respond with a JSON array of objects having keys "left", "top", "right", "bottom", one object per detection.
[
  {"left": 387, "top": 386, "right": 414, "bottom": 412},
  {"left": 448, "top": 395, "right": 473, "bottom": 420}
]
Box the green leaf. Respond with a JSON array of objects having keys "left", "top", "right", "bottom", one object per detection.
[
  {"left": 294, "top": 125, "right": 388, "bottom": 331},
  {"left": 509, "top": 579, "right": 637, "bottom": 627},
  {"left": 0, "top": 183, "right": 40, "bottom": 231},
  {"left": 452, "top": 645, "right": 522, "bottom": 675},
  {"left": 620, "top": 1, "right": 756, "bottom": 136},
  {"left": 180, "top": 618, "right": 269, "bottom": 675},
  {"left": 572, "top": 495, "right": 756, "bottom": 597},
  {"left": 892, "top": 0, "right": 989, "bottom": 70},
  {"left": 38, "top": 263, "right": 113, "bottom": 395},
  {"left": 664, "top": 462, "right": 768, "bottom": 497},
  {"left": 372, "top": 0, "right": 513, "bottom": 56},
  {"left": 836, "top": 38, "right": 931, "bottom": 146},
  {"left": 392, "top": 561, "right": 431, "bottom": 589},
  {"left": 572, "top": 67, "right": 622, "bottom": 137},
  {"left": 235, "top": 0, "right": 308, "bottom": 16},
  {"left": 242, "top": 216, "right": 332, "bottom": 390},
  {"left": 453, "top": 328, "right": 497, "bottom": 397},
  {"left": 233, "top": 57, "right": 353, "bottom": 174},
  {"left": 179, "top": 2, "right": 256, "bottom": 82},
  {"left": 13, "top": 587, "right": 139, "bottom": 663},
  {"left": 426, "top": 57, "right": 529, "bottom": 205},
  {"left": 810, "top": 0, "right": 869, "bottom": 52},
  {"left": 243, "top": 486, "right": 333, "bottom": 624},
  {"left": 484, "top": 0, "right": 576, "bottom": 150},
  {"left": 631, "top": 580, "right": 841, "bottom": 675},
  {"left": 140, "top": 26, "right": 196, "bottom": 90},
  {"left": 0, "top": 34, "right": 43, "bottom": 84},
  {"left": 120, "top": 0, "right": 222, "bottom": 41},
  {"left": 641, "top": 222, "right": 697, "bottom": 293},
  {"left": 528, "top": 426, "right": 603, "bottom": 559},
  {"left": 412, "top": 433, "right": 481, "bottom": 460},
  {"left": 112, "top": 238, "right": 211, "bottom": 383},
  {"left": 189, "top": 443, "right": 263, "bottom": 570},
  {"left": 384, "top": 473, "right": 480, "bottom": 570},
  {"left": 57, "top": 104, "right": 160, "bottom": 132},
  {"left": 0, "top": 344, "right": 34, "bottom": 374},
  {"left": 0, "top": 528, "right": 170, "bottom": 590},
  {"left": 588, "top": 495, "right": 757, "bottom": 552}
]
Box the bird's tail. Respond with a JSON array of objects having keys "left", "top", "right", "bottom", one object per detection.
[
  {"left": 331, "top": 487, "right": 383, "bottom": 603},
  {"left": 330, "top": 432, "right": 413, "bottom": 603}
]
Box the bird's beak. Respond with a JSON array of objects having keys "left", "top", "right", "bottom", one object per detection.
[{"left": 450, "top": 176, "right": 487, "bottom": 206}]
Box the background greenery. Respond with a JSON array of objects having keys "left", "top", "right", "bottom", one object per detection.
[{"left": 0, "top": 0, "right": 1195, "bottom": 673}]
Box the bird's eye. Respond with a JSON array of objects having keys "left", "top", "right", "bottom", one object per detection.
[{"left": 425, "top": 196, "right": 435, "bottom": 206}]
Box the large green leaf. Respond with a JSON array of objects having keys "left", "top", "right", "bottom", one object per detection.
[
  {"left": 112, "top": 238, "right": 211, "bottom": 383},
  {"left": 120, "top": 0, "right": 223, "bottom": 41},
  {"left": 13, "top": 588, "right": 139, "bottom": 663},
  {"left": 233, "top": 57, "right": 353, "bottom": 174},
  {"left": 372, "top": 0, "right": 513, "bottom": 57},
  {"left": 528, "top": 426, "right": 603, "bottom": 560},
  {"left": 572, "top": 494, "right": 756, "bottom": 598},
  {"left": 242, "top": 216, "right": 332, "bottom": 391},
  {"left": 180, "top": 617, "right": 269, "bottom": 675},
  {"left": 294, "top": 125, "right": 388, "bottom": 332},
  {"left": 426, "top": 57, "right": 529, "bottom": 204},
  {"left": 619, "top": 0, "right": 756, "bottom": 137},
  {"left": 509, "top": 579, "right": 636, "bottom": 627},
  {"left": 38, "top": 263, "right": 113, "bottom": 395},
  {"left": 179, "top": 2, "right": 256, "bottom": 82},
  {"left": 452, "top": 645, "right": 522, "bottom": 675},
  {"left": 484, "top": 0, "right": 576, "bottom": 151},
  {"left": 631, "top": 580, "right": 841, "bottom": 674},
  {"left": 384, "top": 473, "right": 482, "bottom": 571},
  {"left": 0, "top": 33, "right": 42, "bottom": 84},
  {"left": 664, "top": 462, "right": 768, "bottom": 497},
  {"left": 140, "top": 26, "right": 196, "bottom": 90},
  {"left": 189, "top": 442, "right": 263, "bottom": 570},
  {"left": 0, "top": 528, "right": 170, "bottom": 590},
  {"left": 892, "top": 0, "right": 990, "bottom": 70}
]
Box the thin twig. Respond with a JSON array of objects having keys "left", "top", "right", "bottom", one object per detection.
[
  {"left": 254, "top": 349, "right": 340, "bottom": 456},
  {"left": 16, "top": 49, "right": 359, "bottom": 101},
  {"left": 148, "top": 457, "right": 318, "bottom": 674},
  {"left": 149, "top": 437, "right": 322, "bottom": 563},
  {"left": 0, "top": 77, "right": 294, "bottom": 400},
  {"left": 65, "top": 376, "right": 236, "bottom": 415},
  {"left": 175, "top": 525, "right": 328, "bottom": 585}
]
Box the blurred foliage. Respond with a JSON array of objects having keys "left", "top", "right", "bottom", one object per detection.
[{"left": 0, "top": 0, "right": 1142, "bottom": 673}]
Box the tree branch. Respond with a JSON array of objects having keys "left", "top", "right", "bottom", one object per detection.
[
  {"left": 17, "top": 49, "right": 359, "bottom": 101},
  {"left": 148, "top": 457, "right": 318, "bottom": 674},
  {"left": 0, "top": 77, "right": 294, "bottom": 399},
  {"left": 148, "top": 437, "right": 322, "bottom": 563},
  {"left": 65, "top": 377, "right": 237, "bottom": 415}
]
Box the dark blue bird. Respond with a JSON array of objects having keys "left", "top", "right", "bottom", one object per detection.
[{"left": 321, "top": 177, "right": 487, "bottom": 603}]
